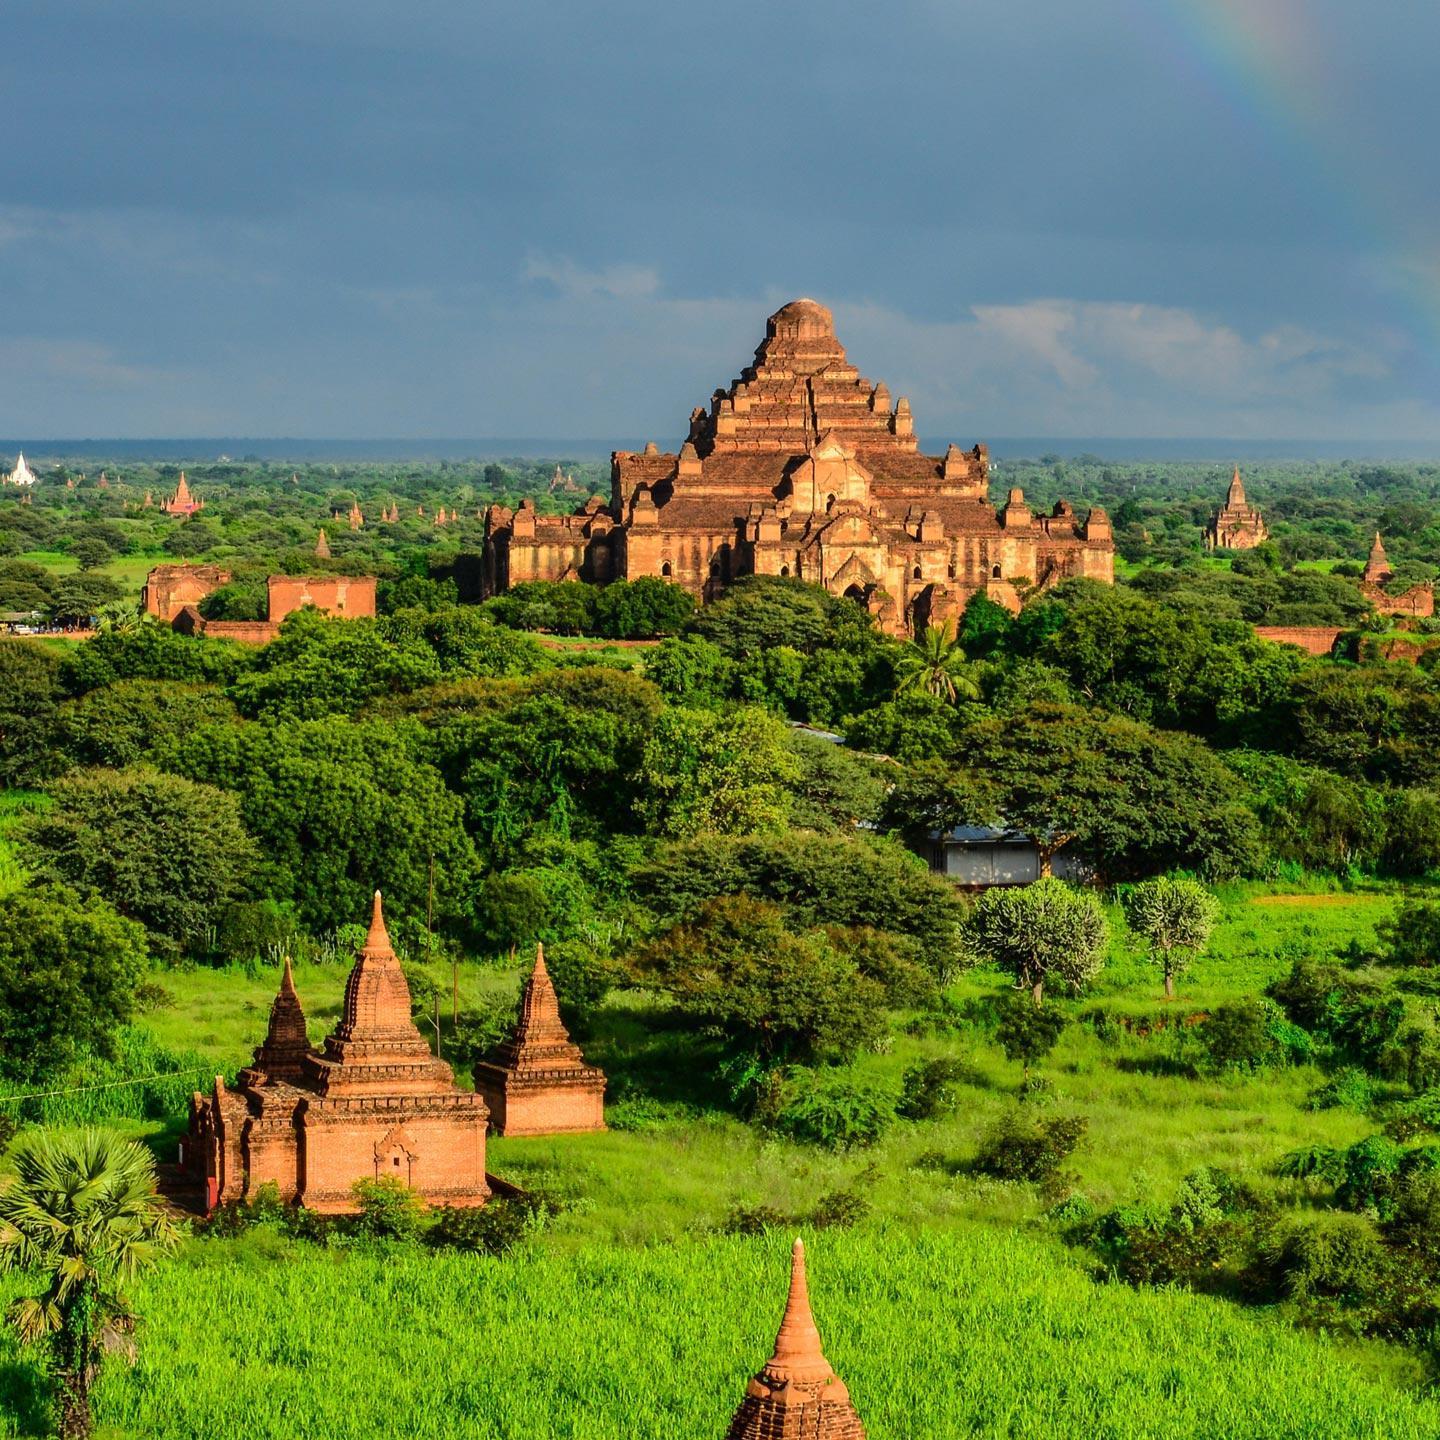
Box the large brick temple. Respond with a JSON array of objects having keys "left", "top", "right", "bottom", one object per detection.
[
  {"left": 185, "top": 893, "right": 490, "bottom": 1213},
  {"left": 484, "top": 298, "right": 1113, "bottom": 634}
]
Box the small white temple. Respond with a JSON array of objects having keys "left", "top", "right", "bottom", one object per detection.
[{"left": 4, "top": 453, "right": 36, "bottom": 487}]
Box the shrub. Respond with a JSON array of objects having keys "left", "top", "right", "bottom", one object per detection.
[
  {"left": 1266, "top": 1213, "right": 1390, "bottom": 1305},
  {"left": 994, "top": 994, "right": 1068, "bottom": 1080},
  {"left": 768, "top": 1067, "right": 897, "bottom": 1151},
  {"left": 1308, "top": 1067, "right": 1376, "bottom": 1113},
  {"left": 1276, "top": 1144, "right": 1346, "bottom": 1184},
  {"left": 720, "top": 1203, "right": 790, "bottom": 1236},
  {"left": 1198, "top": 999, "right": 1294, "bottom": 1073},
  {"left": 809, "top": 1177, "right": 873, "bottom": 1230},
  {"left": 896, "top": 1057, "right": 970, "bottom": 1120},
  {"left": 350, "top": 1177, "right": 426, "bottom": 1241},
  {"left": 973, "top": 1109, "right": 1087, "bottom": 1187},
  {"left": 427, "top": 1197, "right": 540, "bottom": 1256}
]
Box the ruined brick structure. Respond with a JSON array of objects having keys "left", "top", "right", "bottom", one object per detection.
[
  {"left": 143, "top": 565, "right": 377, "bottom": 642},
  {"left": 141, "top": 564, "right": 233, "bottom": 624},
  {"left": 185, "top": 893, "right": 490, "bottom": 1213},
  {"left": 163, "top": 472, "right": 203, "bottom": 516},
  {"left": 484, "top": 298, "right": 1112, "bottom": 635},
  {"left": 1253, "top": 625, "right": 1343, "bottom": 657},
  {"left": 1361, "top": 532, "right": 1434, "bottom": 619},
  {"left": 1204, "top": 467, "right": 1268, "bottom": 550},
  {"left": 726, "top": 1239, "right": 866, "bottom": 1439},
  {"left": 473, "top": 945, "right": 606, "bottom": 1136}
]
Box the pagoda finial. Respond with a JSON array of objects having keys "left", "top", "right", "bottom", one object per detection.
[
  {"left": 534, "top": 941, "right": 547, "bottom": 977},
  {"left": 365, "top": 890, "right": 394, "bottom": 957},
  {"left": 762, "top": 1239, "right": 835, "bottom": 1386}
]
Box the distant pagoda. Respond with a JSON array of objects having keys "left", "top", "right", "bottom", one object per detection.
[
  {"left": 1204, "top": 466, "right": 1267, "bottom": 550},
  {"left": 1361, "top": 531, "right": 1434, "bottom": 619},
  {"left": 726, "top": 1239, "right": 866, "bottom": 1440},
  {"left": 163, "top": 472, "right": 203, "bottom": 516},
  {"left": 4, "top": 453, "right": 36, "bottom": 487},
  {"left": 315, "top": 528, "right": 332, "bottom": 558},
  {"left": 473, "top": 944, "right": 606, "bottom": 1136}
]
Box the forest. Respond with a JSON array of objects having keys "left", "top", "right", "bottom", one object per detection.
[{"left": 5, "top": 454, "right": 1440, "bottom": 1437}]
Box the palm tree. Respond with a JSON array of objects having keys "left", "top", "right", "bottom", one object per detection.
[
  {"left": 93, "top": 601, "right": 142, "bottom": 635},
  {"left": 0, "top": 1130, "right": 177, "bottom": 1439},
  {"left": 894, "top": 620, "right": 981, "bottom": 703}
]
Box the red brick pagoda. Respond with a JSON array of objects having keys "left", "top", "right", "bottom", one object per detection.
[
  {"left": 726, "top": 1239, "right": 866, "bottom": 1439},
  {"left": 163, "top": 472, "right": 203, "bottom": 516},
  {"left": 473, "top": 944, "right": 606, "bottom": 1137},
  {"left": 186, "top": 892, "right": 490, "bottom": 1212}
]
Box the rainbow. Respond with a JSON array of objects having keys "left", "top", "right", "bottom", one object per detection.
[{"left": 1145, "top": 0, "right": 1438, "bottom": 378}]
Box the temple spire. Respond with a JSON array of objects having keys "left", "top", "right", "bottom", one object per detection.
[
  {"left": 724, "top": 1238, "right": 865, "bottom": 1438},
  {"left": 1365, "top": 531, "right": 1393, "bottom": 585},
  {"left": 763, "top": 1239, "right": 836, "bottom": 1386},
  {"left": 248, "top": 955, "right": 311, "bottom": 1081},
  {"left": 328, "top": 889, "right": 424, "bottom": 1046},
  {"left": 1226, "top": 465, "right": 1246, "bottom": 506},
  {"left": 315, "top": 528, "right": 331, "bottom": 558}
]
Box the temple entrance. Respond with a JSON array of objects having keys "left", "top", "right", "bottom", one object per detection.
[{"left": 843, "top": 583, "right": 867, "bottom": 605}]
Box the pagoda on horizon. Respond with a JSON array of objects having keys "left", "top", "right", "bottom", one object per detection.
[
  {"left": 1204, "top": 466, "right": 1268, "bottom": 550},
  {"left": 163, "top": 472, "right": 204, "bottom": 516}
]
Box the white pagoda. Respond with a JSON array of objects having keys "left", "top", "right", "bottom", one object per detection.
[{"left": 4, "top": 453, "right": 36, "bottom": 487}]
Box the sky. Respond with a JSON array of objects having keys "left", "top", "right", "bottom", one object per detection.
[{"left": 3, "top": 0, "right": 1440, "bottom": 445}]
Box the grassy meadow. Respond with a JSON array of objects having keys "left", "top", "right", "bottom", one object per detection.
[
  {"left": 3, "top": 1230, "right": 1435, "bottom": 1440},
  {"left": 2, "top": 878, "right": 1432, "bottom": 1436}
]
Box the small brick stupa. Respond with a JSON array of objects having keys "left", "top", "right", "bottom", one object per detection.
[
  {"left": 473, "top": 944, "right": 606, "bottom": 1136},
  {"left": 726, "top": 1240, "right": 866, "bottom": 1439},
  {"left": 315, "top": 527, "right": 332, "bottom": 558},
  {"left": 186, "top": 892, "right": 490, "bottom": 1212}
]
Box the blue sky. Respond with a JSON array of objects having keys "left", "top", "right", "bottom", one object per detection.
[{"left": 4, "top": 0, "right": 1439, "bottom": 443}]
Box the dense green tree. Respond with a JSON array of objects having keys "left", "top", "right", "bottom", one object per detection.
[
  {"left": 48, "top": 576, "right": 123, "bottom": 627},
  {"left": 953, "top": 703, "right": 1266, "bottom": 879},
  {"left": 634, "top": 705, "right": 798, "bottom": 839},
  {"left": 483, "top": 580, "right": 596, "bottom": 634},
  {"left": 164, "top": 717, "right": 479, "bottom": 937},
  {"left": 0, "top": 886, "right": 148, "bottom": 1082},
  {"left": 592, "top": 577, "right": 695, "bottom": 638},
  {"left": 782, "top": 732, "right": 888, "bottom": 832},
  {"left": 54, "top": 681, "right": 239, "bottom": 769},
  {"left": 964, "top": 876, "right": 1108, "bottom": 1004},
  {"left": 0, "top": 1130, "right": 176, "bottom": 1439},
  {"left": 381, "top": 605, "right": 547, "bottom": 679},
  {"left": 69, "top": 537, "right": 114, "bottom": 572},
  {"left": 995, "top": 992, "right": 1068, "bottom": 1079},
  {"left": 20, "top": 768, "right": 259, "bottom": 952},
  {"left": 60, "top": 624, "right": 246, "bottom": 695},
  {"left": 631, "top": 896, "right": 886, "bottom": 1064},
  {"left": 229, "top": 610, "right": 441, "bottom": 719},
  {"left": 0, "top": 638, "right": 64, "bottom": 785},
  {"left": 197, "top": 580, "right": 267, "bottom": 621},
  {"left": 631, "top": 830, "right": 966, "bottom": 975},
  {"left": 842, "top": 691, "right": 968, "bottom": 761},
  {"left": 1122, "top": 875, "right": 1220, "bottom": 998},
  {"left": 643, "top": 634, "right": 735, "bottom": 706}
]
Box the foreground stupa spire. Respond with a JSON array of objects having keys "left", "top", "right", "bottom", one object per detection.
[{"left": 725, "top": 1239, "right": 866, "bottom": 1438}]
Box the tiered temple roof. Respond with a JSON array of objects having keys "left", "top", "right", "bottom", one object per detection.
[
  {"left": 187, "top": 891, "right": 490, "bottom": 1211},
  {"left": 473, "top": 945, "right": 606, "bottom": 1136},
  {"left": 486, "top": 297, "right": 1113, "bottom": 635},
  {"left": 163, "top": 472, "right": 203, "bottom": 515},
  {"left": 726, "top": 1239, "right": 866, "bottom": 1439},
  {"left": 1204, "top": 466, "right": 1268, "bottom": 550},
  {"left": 315, "top": 528, "right": 331, "bottom": 558}
]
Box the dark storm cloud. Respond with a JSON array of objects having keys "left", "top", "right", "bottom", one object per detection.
[{"left": 3, "top": 0, "right": 1439, "bottom": 440}]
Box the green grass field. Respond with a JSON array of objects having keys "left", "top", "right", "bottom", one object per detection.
[
  {"left": 1, "top": 1229, "right": 1425, "bottom": 1439},
  {"left": 18, "top": 549, "right": 162, "bottom": 604},
  {"left": 2, "top": 881, "right": 1429, "bottom": 1437}
]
